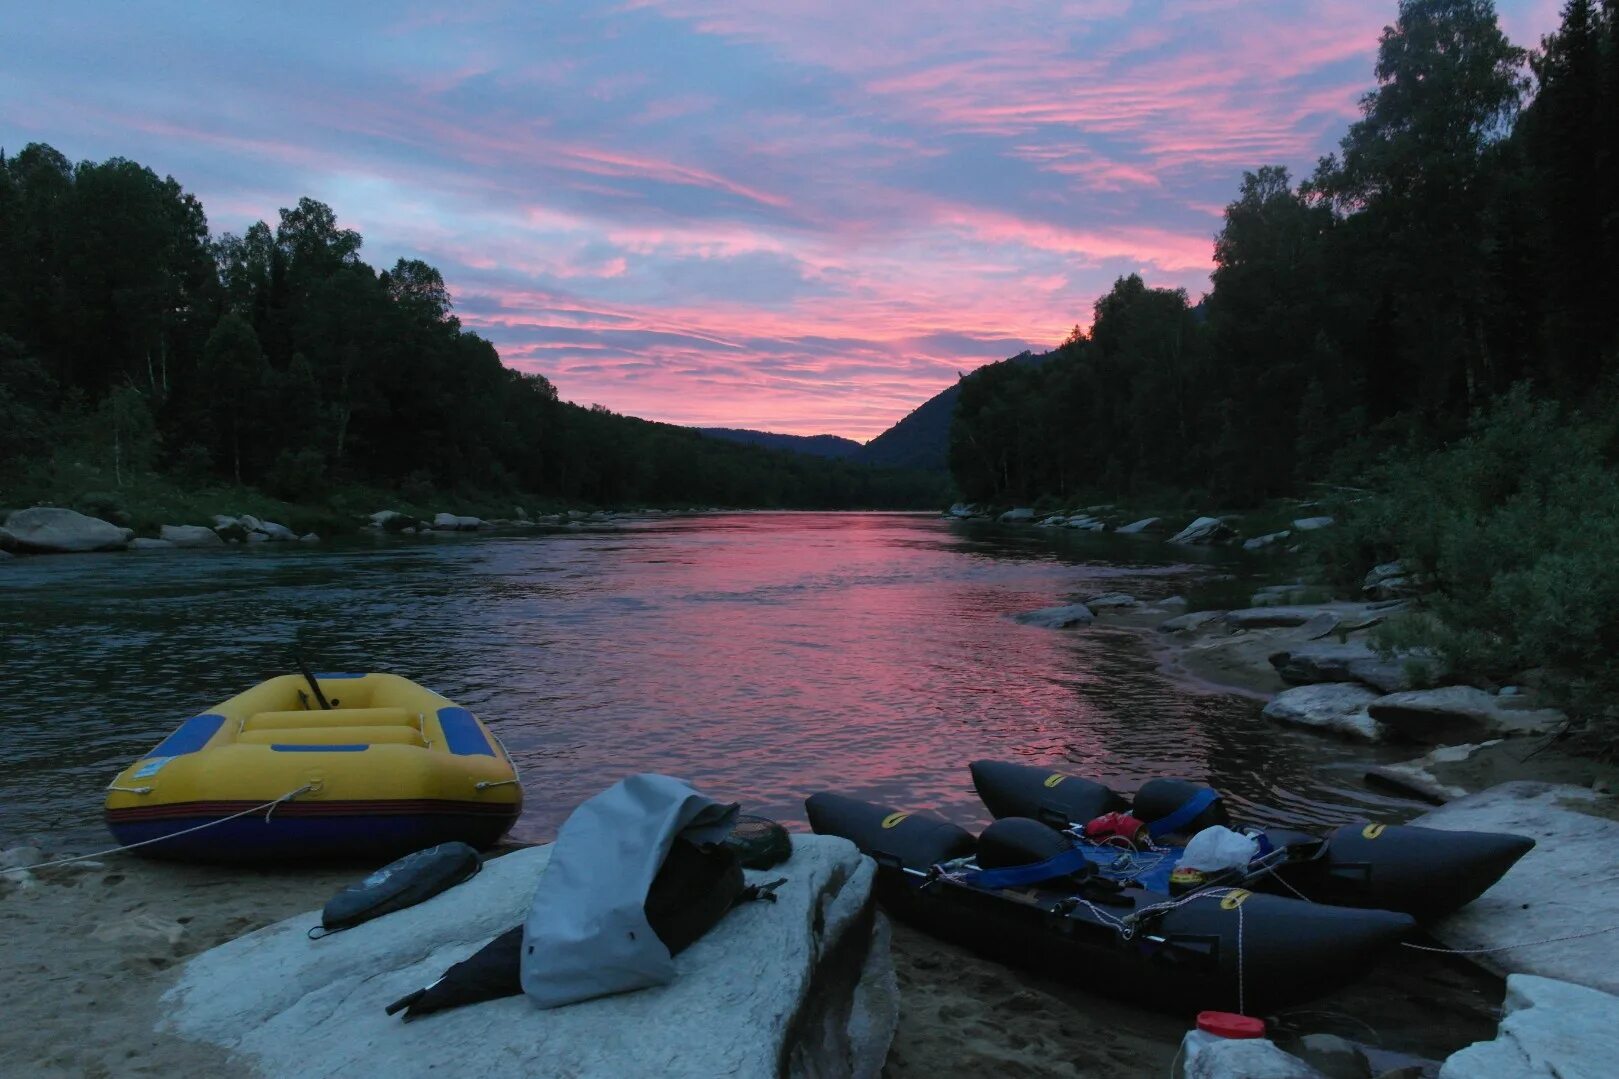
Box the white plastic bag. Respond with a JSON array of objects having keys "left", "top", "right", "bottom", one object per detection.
[{"left": 1178, "top": 825, "right": 1259, "bottom": 873}]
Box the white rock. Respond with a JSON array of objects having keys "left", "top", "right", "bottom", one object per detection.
[
  {"left": 1369, "top": 686, "right": 1565, "bottom": 744},
  {"left": 256, "top": 520, "right": 297, "bottom": 541},
  {"left": 0, "top": 845, "right": 43, "bottom": 870},
  {"left": 433, "top": 512, "right": 485, "bottom": 531},
  {"left": 1225, "top": 606, "right": 1336, "bottom": 629},
  {"left": 1159, "top": 595, "right": 1188, "bottom": 609},
  {"left": 160, "top": 524, "right": 224, "bottom": 547},
  {"left": 1013, "top": 603, "right": 1095, "bottom": 628},
  {"left": 299, "top": 533, "right": 320, "bottom": 543},
  {"left": 1064, "top": 517, "right": 1106, "bottom": 531},
  {"left": 1269, "top": 641, "right": 1425, "bottom": 695},
  {"left": 1187, "top": 1037, "right": 1325, "bottom": 1078},
  {"left": 236, "top": 514, "right": 263, "bottom": 532},
  {"left": 212, "top": 514, "right": 239, "bottom": 530},
  {"left": 1116, "top": 517, "right": 1162, "bottom": 535},
  {"left": 1291, "top": 516, "right": 1335, "bottom": 531},
  {"left": 127, "top": 537, "right": 175, "bottom": 550},
  {"left": 165, "top": 836, "right": 893, "bottom": 1079},
  {"left": 998, "top": 507, "right": 1035, "bottom": 523},
  {"left": 1416, "top": 783, "right": 1619, "bottom": 994},
  {"left": 1441, "top": 974, "right": 1619, "bottom": 1079},
  {"left": 0, "top": 507, "right": 131, "bottom": 553},
  {"left": 1159, "top": 610, "right": 1226, "bottom": 633},
  {"left": 1168, "top": 516, "right": 1235, "bottom": 545},
  {"left": 1085, "top": 593, "right": 1138, "bottom": 610},
  {"left": 1262, "top": 684, "right": 1384, "bottom": 742},
  {"left": 1243, "top": 530, "right": 1292, "bottom": 550},
  {"left": 245, "top": 531, "right": 268, "bottom": 543}
]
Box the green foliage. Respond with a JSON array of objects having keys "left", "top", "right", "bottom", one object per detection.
[
  {"left": 264, "top": 448, "right": 327, "bottom": 501},
  {"left": 1331, "top": 388, "right": 1619, "bottom": 723}
]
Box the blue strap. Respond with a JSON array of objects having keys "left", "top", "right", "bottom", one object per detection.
[
  {"left": 956, "top": 846, "right": 1093, "bottom": 890},
  {"left": 1147, "top": 788, "right": 1219, "bottom": 839}
]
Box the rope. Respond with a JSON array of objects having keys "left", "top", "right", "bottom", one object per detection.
[
  {"left": 9, "top": 783, "right": 318, "bottom": 873},
  {"left": 105, "top": 785, "right": 153, "bottom": 795},
  {"left": 1401, "top": 924, "right": 1619, "bottom": 955},
  {"left": 474, "top": 779, "right": 520, "bottom": 791}
]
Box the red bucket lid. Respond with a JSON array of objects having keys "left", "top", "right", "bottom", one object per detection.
[{"left": 1196, "top": 1011, "right": 1266, "bottom": 1039}]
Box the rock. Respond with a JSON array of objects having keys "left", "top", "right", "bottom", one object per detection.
[
  {"left": 1168, "top": 516, "right": 1236, "bottom": 545},
  {"left": 1244, "top": 530, "right": 1292, "bottom": 551},
  {"left": 1291, "top": 516, "right": 1335, "bottom": 531},
  {"left": 1262, "top": 684, "right": 1384, "bottom": 742},
  {"left": 1159, "top": 610, "right": 1227, "bottom": 633},
  {"left": 515, "top": 507, "right": 530, "bottom": 520},
  {"left": 1440, "top": 974, "right": 1619, "bottom": 1078},
  {"left": 1014, "top": 603, "right": 1095, "bottom": 629},
  {"left": 1364, "top": 743, "right": 1481, "bottom": 804},
  {"left": 164, "top": 836, "right": 894, "bottom": 1079},
  {"left": 0, "top": 845, "right": 43, "bottom": 870},
  {"left": 1064, "top": 516, "right": 1106, "bottom": 531},
  {"left": 1368, "top": 686, "right": 1565, "bottom": 745},
  {"left": 0, "top": 507, "right": 131, "bottom": 553},
  {"left": 235, "top": 514, "right": 263, "bottom": 533},
  {"left": 1300, "top": 612, "right": 1343, "bottom": 640},
  {"left": 1187, "top": 1037, "right": 1325, "bottom": 1078},
  {"left": 1269, "top": 642, "right": 1425, "bottom": 695},
  {"left": 299, "top": 533, "right": 320, "bottom": 543},
  {"left": 1416, "top": 783, "right": 1619, "bottom": 994},
  {"left": 1084, "top": 593, "right": 1138, "bottom": 610},
  {"left": 246, "top": 532, "right": 268, "bottom": 543},
  {"left": 432, "top": 512, "right": 486, "bottom": 531},
  {"left": 256, "top": 520, "right": 297, "bottom": 541},
  {"left": 998, "top": 507, "right": 1035, "bottom": 523},
  {"left": 1363, "top": 560, "right": 1425, "bottom": 600},
  {"left": 212, "top": 514, "right": 239, "bottom": 529},
  {"left": 0, "top": 549, "right": 11, "bottom": 560},
  {"left": 128, "top": 537, "right": 176, "bottom": 550},
  {"left": 370, "top": 510, "right": 416, "bottom": 531},
  {"left": 1226, "top": 606, "right": 1338, "bottom": 629},
  {"left": 1116, "top": 517, "right": 1163, "bottom": 535},
  {"left": 1160, "top": 595, "right": 1188, "bottom": 609},
  {"left": 160, "top": 524, "right": 224, "bottom": 548},
  {"left": 1291, "top": 1034, "right": 1370, "bottom": 1079}
]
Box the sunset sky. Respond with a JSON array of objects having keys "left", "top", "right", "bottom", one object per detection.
[{"left": 2, "top": 1, "right": 1559, "bottom": 440}]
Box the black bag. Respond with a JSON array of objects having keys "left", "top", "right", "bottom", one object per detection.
[
  {"left": 311, "top": 842, "right": 482, "bottom": 938},
  {"left": 386, "top": 838, "right": 784, "bottom": 1021}
]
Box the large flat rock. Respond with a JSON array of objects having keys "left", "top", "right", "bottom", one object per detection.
[
  {"left": 1440, "top": 974, "right": 1619, "bottom": 1079},
  {"left": 1415, "top": 783, "right": 1619, "bottom": 995},
  {"left": 1269, "top": 641, "right": 1420, "bottom": 694},
  {"left": 0, "top": 507, "right": 130, "bottom": 553},
  {"left": 1013, "top": 603, "right": 1094, "bottom": 628},
  {"left": 1262, "top": 683, "right": 1383, "bottom": 742},
  {"left": 1369, "top": 686, "right": 1565, "bottom": 745},
  {"left": 164, "top": 835, "right": 893, "bottom": 1078}
]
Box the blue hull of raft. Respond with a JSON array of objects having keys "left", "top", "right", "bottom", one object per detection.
[{"left": 106, "top": 809, "right": 517, "bottom": 863}]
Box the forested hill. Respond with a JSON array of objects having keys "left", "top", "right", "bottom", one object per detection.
[
  {"left": 0, "top": 145, "right": 946, "bottom": 510},
  {"left": 950, "top": 0, "right": 1619, "bottom": 508},
  {"left": 861, "top": 350, "right": 1050, "bottom": 472},
  {"left": 696, "top": 428, "right": 862, "bottom": 460}
]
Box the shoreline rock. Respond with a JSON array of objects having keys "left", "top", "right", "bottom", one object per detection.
[
  {"left": 1013, "top": 603, "right": 1095, "bottom": 629},
  {"left": 0, "top": 507, "right": 132, "bottom": 553},
  {"left": 1262, "top": 684, "right": 1384, "bottom": 742},
  {"left": 1441, "top": 974, "right": 1619, "bottom": 1078},
  {"left": 1368, "top": 686, "right": 1565, "bottom": 745}
]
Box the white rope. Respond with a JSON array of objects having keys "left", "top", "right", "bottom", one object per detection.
[
  {"left": 105, "top": 785, "right": 153, "bottom": 796},
  {"left": 11, "top": 783, "right": 318, "bottom": 873},
  {"left": 1401, "top": 924, "right": 1619, "bottom": 955},
  {"left": 474, "top": 779, "right": 520, "bottom": 791}
]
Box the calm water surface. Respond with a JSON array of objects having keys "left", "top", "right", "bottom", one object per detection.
[{"left": 0, "top": 513, "right": 1419, "bottom": 848}]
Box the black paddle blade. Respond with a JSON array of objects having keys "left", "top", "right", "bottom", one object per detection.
[{"left": 386, "top": 924, "right": 523, "bottom": 1021}]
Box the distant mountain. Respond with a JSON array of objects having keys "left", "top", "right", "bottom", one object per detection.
[
  {"left": 697, "top": 427, "right": 863, "bottom": 460},
  {"left": 855, "top": 350, "right": 1052, "bottom": 472}
]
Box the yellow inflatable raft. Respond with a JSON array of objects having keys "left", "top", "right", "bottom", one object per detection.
[{"left": 104, "top": 672, "right": 522, "bottom": 862}]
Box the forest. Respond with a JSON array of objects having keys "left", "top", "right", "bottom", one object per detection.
[
  {"left": 949, "top": 0, "right": 1619, "bottom": 725},
  {"left": 0, "top": 155, "right": 945, "bottom": 511},
  {"left": 951, "top": 0, "right": 1619, "bottom": 507}
]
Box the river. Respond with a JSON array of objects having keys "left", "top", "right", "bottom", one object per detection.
[{"left": 1, "top": 511, "right": 1420, "bottom": 849}]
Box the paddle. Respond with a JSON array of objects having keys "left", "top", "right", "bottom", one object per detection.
[{"left": 295, "top": 652, "right": 333, "bottom": 710}]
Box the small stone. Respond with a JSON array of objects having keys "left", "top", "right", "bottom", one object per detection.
[
  {"left": 1, "top": 845, "right": 44, "bottom": 869},
  {"left": 1013, "top": 603, "right": 1095, "bottom": 629},
  {"left": 299, "top": 533, "right": 320, "bottom": 543}
]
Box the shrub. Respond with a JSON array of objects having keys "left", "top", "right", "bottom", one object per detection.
[{"left": 264, "top": 448, "right": 327, "bottom": 501}]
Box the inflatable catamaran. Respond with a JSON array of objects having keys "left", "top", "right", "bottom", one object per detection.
[
  {"left": 807, "top": 759, "right": 1532, "bottom": 1013},
  {"left": 104, "top": 671, "right": 521, "bottom": 862}
]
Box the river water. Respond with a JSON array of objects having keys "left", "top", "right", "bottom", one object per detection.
[{"left": 1, "top": 512, "right": 1421, "bottom": 849}]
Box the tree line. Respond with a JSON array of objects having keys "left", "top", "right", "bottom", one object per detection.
[
  {"left": 0, "top": 150, "right": 945, "bottom": 510},
  {"left": 950, "top": 0, "right": 1619, "bottom": 509}
]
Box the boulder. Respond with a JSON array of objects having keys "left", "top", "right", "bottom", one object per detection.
[
  {"left": 1159, "top": 595, "right": 1188, "bottom": 609},
  {"left": 1168, "top": 516, "right": 1236, "bottom": 545},
  {"left": 0, "top": 845, "right": 44, "bottom": 870},
  {"left": 256, "top": 520, "right": 297, "bottom": 541},
  {"left": 1291, "top": 516, "right": 1335, "bottom": 531},
  {"left": 211, "top": 514, "right": 239, "bottom": 530},
  {"left": 1159, "top": 610, "right": 1227, "bottom": 633},
  {"left": 1262, "top": 684, "right": 1383, "bottom": 742},
  {"left": 0, "top": 507, "right": 131, "bottom": 553},
  {"left": 1363, "top": 560, "right": 1426, "bottom": 600},
  {"left": 160, "top": 524, "right": 224, "bottom": 548},
  {"left": 246, "top": 532, "right": 268, "bottom": 543},
  {"left": 1115, "top": 517, "right": 1163, "bottom": 535},
  {"left": 163, "top": 836, "right": 894, "bottom": 1079},
  {"left": 1269, "top": 642, "right": 1424, "bottom": 694},
  {"left": 236, "top": 514, "right": 263, "bottom": 533},
  {"left": 128, "top": 537, "right": 176, "bottom": 551},
  {"left": 1186, "top": 1037, "right": 1325, "bottom": 1078},
  {"left": 1441, "top": 974, "right": 1619, "bottom": 1078},
  {"left": 1084, "top": 593, "right": 1138, "bottom": 610},
  {"left": 1064, "top": 516, "right": 1105, "bottom": 531},
  {"left": 1225, "top": 606, "right": 1336, "bottom": 629},
  {"left": 1363, "top": 743, "right": 1488, "bottom": 806},
  {"left": 998, "top": 507, "right": 1035, "bottom": 523},
  {"left": 1368, "top": 687, "right": 1565, "bottom": 745},
  {"left": 1243, "top": 530, "right": 1291, "bottom": 551},
  {"left": 1013, "top": 603, "right": 1095, "bottom": 629},
  {"left": 1416, "top": 783, "right": 1619, "bottom": 994},
  {"left": 299, "top": 533, "right": 320, "bottom": 543},
  {"left": 433, "top": 512, "right": 485, "bottom": 531}
]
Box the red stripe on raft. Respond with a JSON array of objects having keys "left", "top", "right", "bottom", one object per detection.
[{"left": 106, "top": 798, "right": 518, "bottom": 823}]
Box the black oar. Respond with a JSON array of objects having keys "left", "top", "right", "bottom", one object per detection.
[{"left": 295, "top": 652, "right": 332, "bottom": 710}]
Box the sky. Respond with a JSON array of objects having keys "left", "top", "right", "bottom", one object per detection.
[{"left": 1, "top": 1, "right": 1560, "bottom": 441}]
